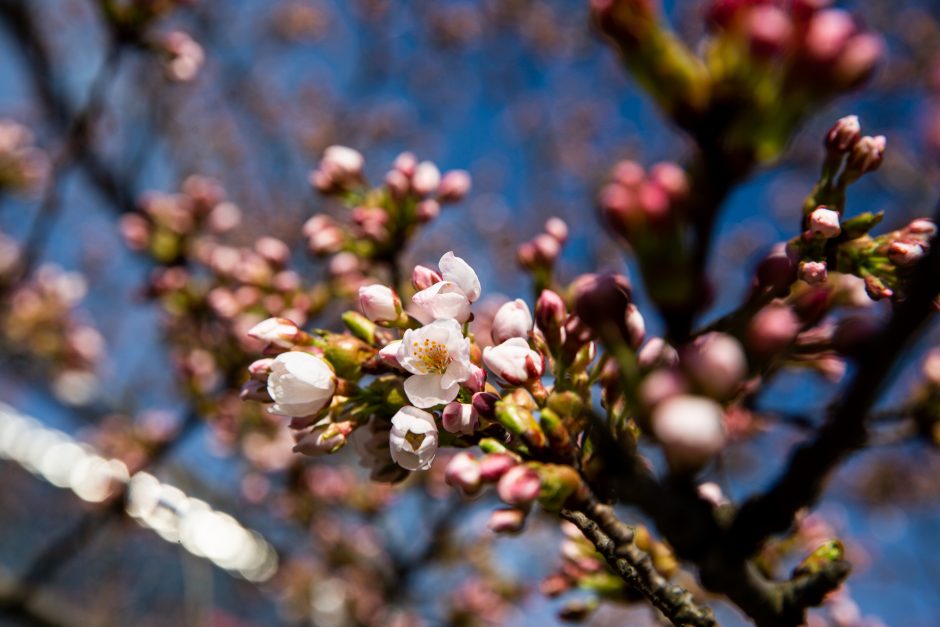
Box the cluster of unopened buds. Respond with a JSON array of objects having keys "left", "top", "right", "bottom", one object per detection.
[
  {"left": 705, "top": 0, "right": 883, "bottom": 92},
  {"left": 0, "top": 259, "right": 103, "bottom": 404},
  {"left": 0, "top": 119, "right": 49, "bottom": 195},
  {"left": 790, "top": 115, "right": 936, "bottom": 301},
  {"left": 304, "top": 146, "right": 470, "bottom": 298}
]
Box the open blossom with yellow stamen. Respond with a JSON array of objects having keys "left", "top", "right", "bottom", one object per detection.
[{"left": 397, "top": 319, "right": 471, "bottom": 408}]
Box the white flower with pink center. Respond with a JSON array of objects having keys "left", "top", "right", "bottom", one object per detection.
[{"left": 397, "top": 319, "right": 471, "bottom": 408}]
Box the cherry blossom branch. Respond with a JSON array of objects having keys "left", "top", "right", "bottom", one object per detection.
[
  {"left": 730, "top": 201, "right": 940, "bottom": 556},
  {"left": 560, "top": 498, "right": 717, "bottom": 627}
]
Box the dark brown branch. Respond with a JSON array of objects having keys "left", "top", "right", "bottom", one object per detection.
[{"left": 561, "top": 499, "right": 717, "bottom": 627}]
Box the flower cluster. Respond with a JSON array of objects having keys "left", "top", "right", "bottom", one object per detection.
[
  {"left": 0, "top": 119, "right": 49, "bottom": 195},
  {"left": 789, "top": 115, "right": 934, "bottom": 301},
  {"left": 0, "top": 256, "right": 104, "bottom": 405},
  {"left": 304, "top": 147, "right": 470, "bottom": 298}
]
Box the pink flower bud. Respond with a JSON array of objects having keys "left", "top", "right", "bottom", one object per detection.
[
  {"left": 908, "top": 218, "right": 937, "bottom": 237},
  {"left": 638, "top": 369, "right": 687, "bottom": 409},
  {"left": 825, "top": 115, "right": 861, "bottom": 154},
  {"left": 572, "top": 272, "right": 633, "bottom": 342},
  {"left": 248, "top": 358, "right": 275, "bottom": 380},
  {"left": 612, "top": 159, "right": 645, "bottom": 186},
  {"left": 303, "top": 215, "right": 344, "bottom": 255},
  {"left": 385, "top": 169, "right": 410, "bottom": 197},
  {"left": 240, "top": 379, "right": 272, "bottom": 402},
  {"left": 637, "top": 180, "right": 670, "bottom": 225},
  {"left": 831, "top": 315, "right": 881, "bottom": 357},
  {"left": 846, "top": 135, "right": 886, "bottom": 176},
  {"left": 682, "top": 332, "right": 747, "bottom": 400},
  {"left": 532, "top": 233, "right": 561, "bottom": 266},
  {"left": 756, "top": 244, "right": 797, "bottom": 296},
  {"left": 535, "top": 289, "right": 567, "bottom": 343},
  {"left": 412, "top": 161, "right": 441, "bottom": 196},
  {"left": 415, "top": 198, "right": 440, "bottom": 223},
  {"left": 545, "top": 217, "right": 569, "bottom": 243},
  {"left": 800, "top": 260, "right": 828, "bottom": 285},
  {"left": 497, "top": 465, "right": 541, "bottom": 506},
  {"left": 206, "top": 201, "right": 241, "bottom": 233},
  {"left": 393, "top": 151, "right": 417, "bottom": 177},
  {"left": 445, "top": 452, "right": 482, "bottom": 495},
  {"left": 254, "top": 236, "right": 291, "bottom": 266},
  {"left": 472, "top": 392, "right": 499, "bottom": 418},
  {"left": 479, "top": 453, "right": 516, "bottom": 482},
  {"left": 809, "top": 207, "right": 841, "bottom": 238},
  {"left": 804, "top": 9, "right": 856, "bottom": 64},
  {"left": 888, "top": 241, "right": 925, "bottom": 267},
  {"left": 248, "top": 317, "right": 304, "bottom": 349},
  {"left": 624, "top": 304, "right": 646, "bottom": 349},
  {"left": 637, "top": 337, "right": 679, "bottom": 370},
  {"left": 833, "top": 33, "right": 882, "bottom": 89},
  {"left": 442, "top": 402, "right": 479, "bottom": 435},
  {"left": 483, "top": 338, "right": 544, "bottom": 385},
  {"left": 746, "top": 6, "right": 793, "bottom": 57},
  {"left": 358, "top": 284, "right": 403, "bottom": 323},
  {"left": 119, "top": 214, "right": 151, "bottom": 250},
  {"left": 491, "top": 299, "right": 533, "bottom": 344},
  {"left": 293, "top": 420, "right": 353, "bottom": 456},
  {"left": 464, "top": 364, "right": 487, "bottom": 393},
  {"left": 516, "top": 241, "right": 537, "bottom": 268},
  {"left": 378, "top": 340, "right": 403, "bottom": 368},
  {"left": 411, "top": 264, "right": 443, "bottom": 291},
  {"left": 438, "top": 170, "right": 472, "bottom": 202},
  {"left": 747, "top": 304, "right": 800, "bottom": 356},
  {"left": 649, "top": 161, "right": 689, "bottom": 202},
  {"left": 321, "top": 145, "right": 364, "bottom": 179},
  {"left": 487, "top": 508, "right": 527, "bottom": 533},
  {"left": 652, "top": 395, "right": 726, "bottom": 473}
]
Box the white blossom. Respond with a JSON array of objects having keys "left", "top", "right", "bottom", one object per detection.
[
  {"left": 439, "top": 251, "right": 481, "bottom": 302},
  {"left": 266, "top": 351, "right": 336, "bottom": 417},
  {"left": 397, "top": 319, "right": 471, "bottom": 408},
  {"left": 389, "top": 406, "right": 439, "bottom": 471}
]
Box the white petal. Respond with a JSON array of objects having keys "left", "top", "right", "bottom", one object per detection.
[
  {"left": 403, "top": 374, "right": 459, "bottom": 408},
  {"left": 439, "top": 251, "right": 481, "bottom": 302},
  {"left": 412, "top": 281, "right": 471, "bottom": 322},
  {"left": 440, "top": 359, "right": 470, "bottom": 389}
]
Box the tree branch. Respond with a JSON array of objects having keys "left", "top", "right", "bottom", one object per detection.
[{"left": 561, "top": 498, "right": 717, "bottom": 627}]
